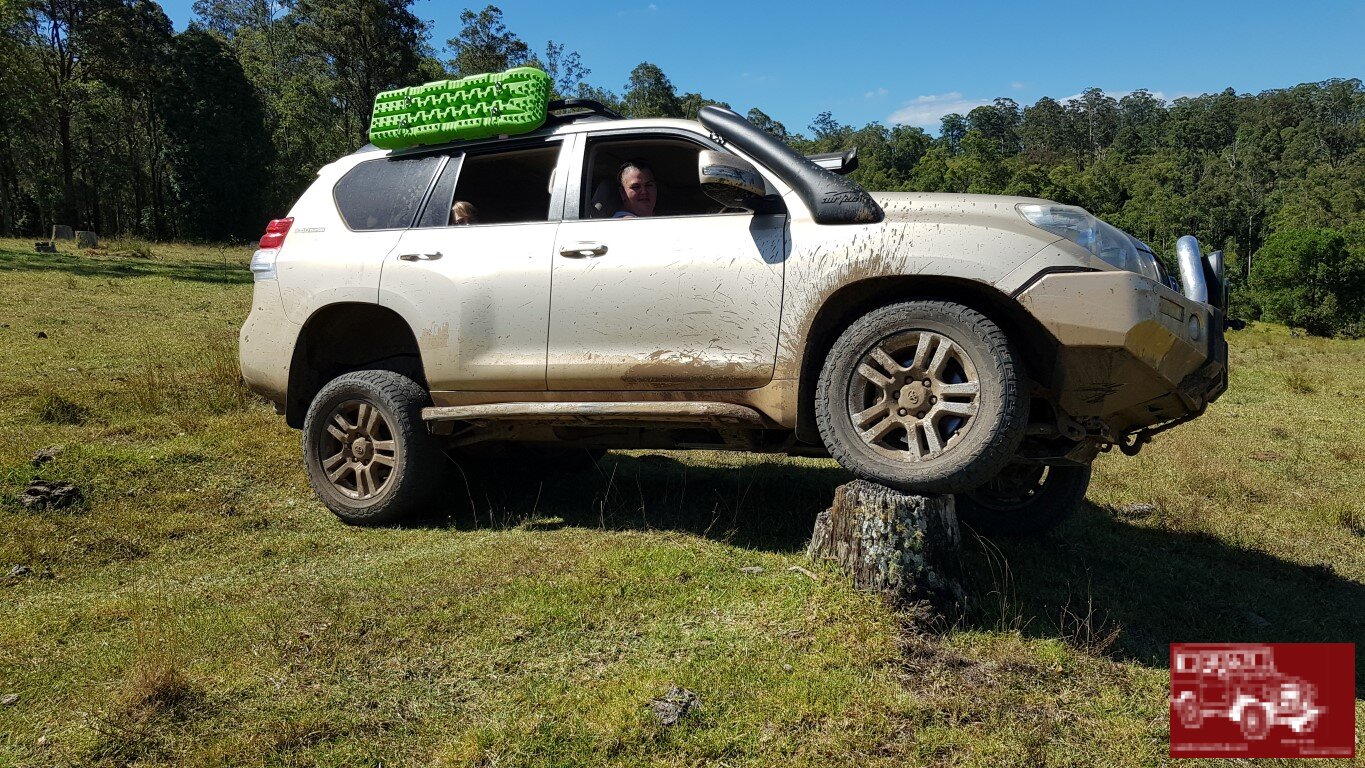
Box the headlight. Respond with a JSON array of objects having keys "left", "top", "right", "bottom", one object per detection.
[{"left": 1017, "top": 203, "right": 1161, "bottom": 281}]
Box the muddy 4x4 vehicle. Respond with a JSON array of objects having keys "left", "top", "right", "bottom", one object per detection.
[{"left": 239, "top": 101, "right": 1228, "bottom": 530}]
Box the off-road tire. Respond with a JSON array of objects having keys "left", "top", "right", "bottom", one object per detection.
[
  {"left": 302, "top": 370, "right": 443, "bottom": 525},
  {"left": 815, "top": 300, "right": 1027, "bottom": 494},
  {"left": 957, "top": 463, "right": 1092, "bottom": 537}
]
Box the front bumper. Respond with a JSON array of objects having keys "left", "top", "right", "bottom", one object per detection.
[{"left": 1016, "top": 270, "right": 1227, "bottom": 439}]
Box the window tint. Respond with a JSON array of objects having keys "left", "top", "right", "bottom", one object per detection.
[
  {"left": 417, "top": 143, "right": 560, "bottom": 227},
  {"left": 334, "top": 154, "right": 443, "bottom": 230}
]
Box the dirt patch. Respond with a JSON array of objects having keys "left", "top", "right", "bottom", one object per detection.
[{"left": 18, "top": 480, "right": 83, "bottom": 511}]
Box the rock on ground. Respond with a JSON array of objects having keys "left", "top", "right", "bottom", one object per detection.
[
  {"left": 31, "top": 446, "right": 64, "bottom": 467},
  {"left": 19, "top": 481, "right": 83, "bottom": 510},
  {"left": 648, "top": 686, "right": 699, "bottom": 726}
]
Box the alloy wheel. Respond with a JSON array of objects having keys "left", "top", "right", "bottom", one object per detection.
[
  {"left": 846, "top": 330, "right": 981, "bottom": 462},
  {"left": 317, "top": 400, "right": 398, "bottom": 500}
]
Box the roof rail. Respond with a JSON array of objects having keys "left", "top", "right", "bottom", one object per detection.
[{"left": 546, "top": 98, "right": 624, "bottom": 124}]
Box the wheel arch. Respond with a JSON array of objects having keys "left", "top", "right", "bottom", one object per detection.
[
  {"left": 286, "top": 302, "right": 427, "bottom": 428},
  {"left": 1229, "top": 693, "right": 1261, "bottom": 721},
  {"left": 795, "top": 275, "right": 1058, "bottom": 444}
]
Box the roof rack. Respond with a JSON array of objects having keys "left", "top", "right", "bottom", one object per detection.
[{"left": 545, "top": 98, "right": 624, "bottom": 125}]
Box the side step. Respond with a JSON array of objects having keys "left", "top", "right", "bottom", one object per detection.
[{"left": 422, "top": 401, "right": 767, "bottom": 428}]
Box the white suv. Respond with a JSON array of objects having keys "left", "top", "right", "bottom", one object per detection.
[{"left": 239, "top": 102, "right": 1228, "bottom": 532}]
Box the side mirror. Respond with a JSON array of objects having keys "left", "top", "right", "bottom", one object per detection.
[{"left": 698, "top": 151, "right": 767, "bottom": 210}]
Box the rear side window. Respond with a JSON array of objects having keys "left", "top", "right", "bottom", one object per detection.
[
  {"left": 334, "top": 154, "right": 443, "bottom": 230},
  {"left": 416, "top": 142, "right": 561, "bottom": 227}
]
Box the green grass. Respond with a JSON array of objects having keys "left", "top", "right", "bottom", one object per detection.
[{"left": 1, "top": 237, "right": 1361, "bottom": 766}]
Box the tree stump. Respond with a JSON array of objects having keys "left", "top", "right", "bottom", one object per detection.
[
  {"left": 75, "top": 230, "right": 98, "bottom": 248},
  {"left": 51, "top": 225, "right": 73, "bottom": 241},
  {"left": 807, "top": 480, "right": 963, "bottom": 606}
]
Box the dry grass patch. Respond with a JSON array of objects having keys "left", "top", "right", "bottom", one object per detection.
[
  {"left": 116, "top": 660, "right": 202, "bottom": 718},
  {"left": 1337, "top": 507, "right": 1365, "bottom": 537},
  {"left": 100, "top": 236, "right": 157, "bottom": 260},
  {"left": 1284, "top": 369, "right": 1317, "bottom": 394},
  {"left": 84, "top": 621, "right": 209, "bottom": 765}
]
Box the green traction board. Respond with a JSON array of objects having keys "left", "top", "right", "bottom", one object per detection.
[{"left": 369, "top": 67, "right": 551, "bottom": 149}]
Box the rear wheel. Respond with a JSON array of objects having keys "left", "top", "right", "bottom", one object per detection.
[
  {"left": 1178, "top": 699, "right": 1203, "bottom": 729},
  {"left": 302, "top": 370, "right": 443, "bottom": 525},
  {"left": 815, "top": 300, "right": 1028, "bottom": 494},
  {"left": 956, "top": 462, "right": 1092, "bottom": 536}
]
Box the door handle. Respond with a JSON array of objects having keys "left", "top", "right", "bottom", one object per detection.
[
  {"left": 558, "top": 242, "right": 607, "bottom": 258},
  {"left": 398, "top": 251, "right": 442, "bottom": 261}
]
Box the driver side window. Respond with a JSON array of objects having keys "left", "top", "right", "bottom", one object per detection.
[{"left": 581, "top": 135, "right": 742, "bottom": 219}]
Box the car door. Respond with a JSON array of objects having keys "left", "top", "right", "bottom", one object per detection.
[
  {"left": 379, "top": 138, "right": 568, "bottom": 391},
  {"left": 546, "top": 131, "right": 787, "bottom": 390}
]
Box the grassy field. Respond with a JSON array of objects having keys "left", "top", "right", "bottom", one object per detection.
[{"left": 1, "top": 237, "right": 1361, "bottom": 767}]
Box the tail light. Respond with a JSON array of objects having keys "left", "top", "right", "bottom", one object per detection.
[
  {"left": 258, "top": 217, "right": 294, "bottom": 249},
  {"left": 251, "top": 217, "right": 293, "bottom": 281}
]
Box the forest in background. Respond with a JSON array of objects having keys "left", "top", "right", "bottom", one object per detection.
[{"left": 2, "top": 1, "right": 1363, "bottom": 333}]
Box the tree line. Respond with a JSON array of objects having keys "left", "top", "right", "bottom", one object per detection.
[{"left": 2, "top": 1, "right": 1362, "bottom": 332}]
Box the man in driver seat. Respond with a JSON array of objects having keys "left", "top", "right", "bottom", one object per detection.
[{"left": 614, "top": 159, "right": 656, "bottom": 218}]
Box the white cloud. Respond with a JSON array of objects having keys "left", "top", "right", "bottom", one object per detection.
[
  {"left": 864, "top": 87, "right": 888, "bottom": 99},
  {"left": 1010, "top": 81, "right": 1025, "bottom": 90},
  {"left": 887, "top": 92, "right": 991, "bottom": 128}
]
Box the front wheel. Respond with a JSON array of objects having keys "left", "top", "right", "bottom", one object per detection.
[
  {"left": 302, "top": 370, "right": 444, "bottom": 525},
  {"left": 815, "top": 300, "right": 1028, "bottom": 494},
  {"left": 956, "top": 462, "right": 1092, "bottom": 536},
  {"left": 1239, "top": 702, "right": 1271, "bottom": 740}
]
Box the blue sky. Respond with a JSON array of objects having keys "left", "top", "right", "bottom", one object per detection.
[{"left": 159, "top": 0, "right": 1364, "bottom": 134}]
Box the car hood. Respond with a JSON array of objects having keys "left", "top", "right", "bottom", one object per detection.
[
  {"left": 871, "top": 191, "right": 1055, "bottom": 219},
  {"left": 857, "top": 191, "right": 1065, "bottom": 249}
]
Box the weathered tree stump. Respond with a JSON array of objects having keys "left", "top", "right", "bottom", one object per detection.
[
  {"left": 75, "top": 230, "right": 98, "bottom": 248},
  {"left": 51, "top": 225, "right": 73, "bottom": 241},
  {"left": 808, "top": 480, "right": 963, "bottom": 606}
]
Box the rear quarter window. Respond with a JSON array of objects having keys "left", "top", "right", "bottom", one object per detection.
[{"left": 333, "top": 154, "right": 443, "bottom": 230}]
